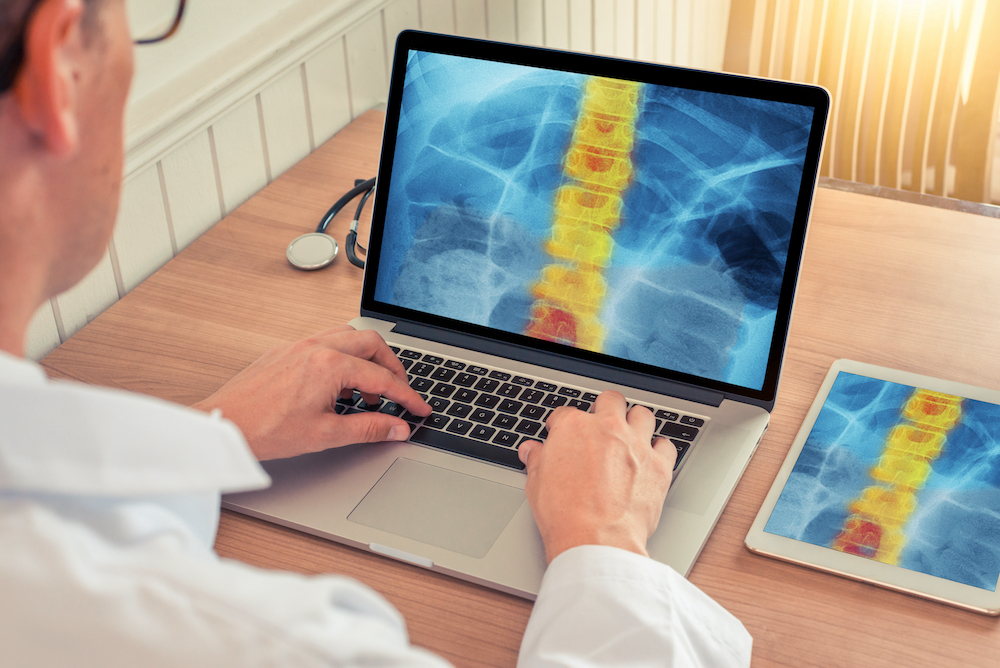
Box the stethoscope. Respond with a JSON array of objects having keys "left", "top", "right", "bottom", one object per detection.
[{"left": 285, "top": 178, "right": 375, "bottom": 270}]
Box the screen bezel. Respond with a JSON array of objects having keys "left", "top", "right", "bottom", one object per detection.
[{"left": 360, "top": 30, "right": 830, "bottom": 407}]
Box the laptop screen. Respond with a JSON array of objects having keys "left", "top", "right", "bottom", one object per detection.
[{"left": 364, "top": 32, "right": 828, "bottom": 403}]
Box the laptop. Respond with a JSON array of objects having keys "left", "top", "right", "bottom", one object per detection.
[{"left": 223, "top": 30, "right": 830, "bottom": 599}]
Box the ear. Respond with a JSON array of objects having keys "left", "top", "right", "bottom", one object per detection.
[{"left": 12, "top": 0, "right": 86, "bottom": 157}]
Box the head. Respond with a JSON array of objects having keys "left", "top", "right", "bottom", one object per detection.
[{"left": 0, "top": 0, "right": 133, "bottom": 355}]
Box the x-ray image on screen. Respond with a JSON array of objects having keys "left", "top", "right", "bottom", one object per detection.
[{"left": 374, "top": 51, "right": 814, "bottom": 391}]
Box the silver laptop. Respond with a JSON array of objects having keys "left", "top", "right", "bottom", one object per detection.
[{"left": 223, "top": 31, "right": 830, "bottom": 599}]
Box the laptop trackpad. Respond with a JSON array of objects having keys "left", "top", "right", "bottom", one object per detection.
[{"left": 347, "top": 458, "right": 525, "bottom": 559}]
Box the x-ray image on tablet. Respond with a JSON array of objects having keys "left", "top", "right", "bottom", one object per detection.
[{"left": 747, "top": 360, "right": 1000, "bottom": 614}]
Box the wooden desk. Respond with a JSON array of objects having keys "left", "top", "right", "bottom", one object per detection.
[{"left": 42, "top": 110, "right": 1000, "bottom": 666}]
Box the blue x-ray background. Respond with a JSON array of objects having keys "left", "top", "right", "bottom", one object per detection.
[
  {"left": 374, "top": 51, "right": 814, "bottom": 390},
  {"left": 765, "top": 372, "right": 1000, "bottom": 591}
]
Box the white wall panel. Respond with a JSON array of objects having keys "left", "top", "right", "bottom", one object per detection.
[
  {"left": 614, "top": 0, "right": 637, "bottom": 59},
  {"left": 568, "top": 0, "right": 593, "bottom": 52},
  {"left": 544, "top": 0, "right": 571, "bottom": 49},
  {"left": 213, "top": 98, "right": 270, "bottom": 215},
  {"left": 636, "top": 0, "right": 656, "bottom": 62},
  {"left": 160, "top": 131, "right": 223, "bottom": 252},
  {"left": 455, "top": 0, "right": 488, "bottom": 38},
  {"left": 420, "top": 0, "right": 456, "bottom": 33},
  {"left": 593, "top": 1, "right": 615, "bottom": 55},
  {"left": 345, "top": 13, "right": 390, "bottom": 118},
  {"left": 655, "top": 0, "right": 675, "bottom": 64},
  {"left": 260, "top": 68, "right": 313, "bottom": 180},
  {"left": 54, "top": 250, "right": 119, "bottom": 340},
  {"left": 486, "top": 0, "right": 517, "bottom": 41},
  {"left": 674, "top": 0, "right": 692, "bottom": 67},
  {"left": 113, "top": 167, "right": 174, "bottom": 294},
  {"left": 25, "top": 302, "right": 60, "bottom": 361},
  {"left": 305, "top": 39, "right": 355, "bottom": 148},
  {"left": 516, "top": 0, "right": 545, "bottom": 45},
  {"left": 383, "top": 0, "right": 422, "bottom": 68}
]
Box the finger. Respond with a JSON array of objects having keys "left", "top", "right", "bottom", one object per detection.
[
  {"left": 625, "top": 402, "right": 656, "bottom": 436},
  {"left": 317, "top": 329, "right": 409, "bottom": 382},
  {"left": 591, "top": 390, "right": 627, "bottom": 415},
  {"left": 518, "top": 438, "right": 543, "bottom": 467},
  {"left": 652, "top": 436, "right": 679, "bottom": 470},
  {"left": 333, "top": 412, "right": 414, "bottom": 445},
  {"left": 340, "top": 356, "right": 431, "bottom": 415}
]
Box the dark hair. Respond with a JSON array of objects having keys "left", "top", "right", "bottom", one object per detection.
[{"left": 0, "top": 0, "right": 100, "bottom": 94}]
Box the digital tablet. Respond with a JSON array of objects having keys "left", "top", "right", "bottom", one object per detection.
[{"left": 746, "top": 359, "right": 1000, "bottom": 614}]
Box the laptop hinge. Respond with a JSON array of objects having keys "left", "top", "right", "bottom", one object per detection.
[{"left": 388, "top": 320, "right": 725, "bottom": 409}]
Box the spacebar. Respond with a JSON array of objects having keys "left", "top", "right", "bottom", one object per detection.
[{"left": 409, "top": 427, "right": 525, "bottom": 471}]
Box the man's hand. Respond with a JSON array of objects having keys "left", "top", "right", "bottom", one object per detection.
[
  {"left": 192, "top": 326, "right": 430, "bottom": 461},
  {"left": 518, "top": 391, "right": 676, "bottom": 564}
]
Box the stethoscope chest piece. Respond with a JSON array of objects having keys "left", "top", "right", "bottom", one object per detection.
[{"left": 286, "top": 233, "right": 339, "bottom": 270}]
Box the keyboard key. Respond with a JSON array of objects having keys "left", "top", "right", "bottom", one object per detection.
[
  {"left": 474, "top": 394, "right": 500, "bottom": 409},
  {"left": 453, "top": 388, "right": 477, "bottom": 403},
  {"left": 538, "top": 426, "right": 548, "bottom": 440},
  {"left": 514, "top": 419, "right": 542, "bottom": 436},
  {"left": 656, "top": 410, "right": 679, "bottom": 421},
  {"left": 659, "top": 422, "right": 699, "bottom": 441},
  {"left": 489, "top": 370, "right": 511, "bottom": 381},
  {"left": 470, "top": 408, "right": 495, "bottom": 423},
  {"left": 357, "top": 398, "right": 382, "bottom": 411},
  {"left": 453, "top": 373, "right": 478, "bottom": 387},
  {"left": 430, "top": 367, "right": 456, "bottom": 382},
  {"left": 401, "top": 410, "right": 424, "bottom": 423},
  {"left": 521, "top": 404, "right": 546, "bottom": 420},
  {"left": 425, "top": 414, "right": 449, "bottom": 429},
  {"left": 680, "top": 416, "right": 705, "bottom": 427},
  {"left": 497, "top": 399, "right": 523, "bottom": 414},
  {"left": 411, "top": 362, "right": 434, "bottom": 377},
  {"left": 535, "top": 382, "right": 557, "bottom": 393},
  {"left": 469, "top": 425, "right": 496, "bottom": 441},
  {"left": 399, "top": 350, "right": 422, "bottom": 359},
  {"left": 430, "top": 383, "right": 456, "bottom": 398},
  {"left": 566, "top": 399, "right": 591, "bottom": 411},
  {"left": 389, "top": 346, "right": 400, "bottom": 354},
  {"left": 493, "top": 414, "right": 518, "bottom": 430},
  {"left": 336, "top": 391, "right": 361, "bottom": 409},
  {"left": 558, "top": 387, "right": 581, "bottom": 397},
  {"left": 497, "top": 383, "right": 521, "bottom": 398},
  {"left": 399, "top": 358, "right": 414, "bottom": 370},
  {"left": 512, "top": 376, "right": 534, "bottom": 386},
  {"left": 427, "top": 396, "right": 449, "bottom": 412},
  {"left": 422, "top": 355, "right": 444, "bottom": 365},
  {"left": 411, "top": 377, "right": 434, "bottom": 392},
  {"left": 670, "top": 439, "right": 690, "bottom": 469},
  {"left": 467, "top": 365, "right": 489, "bottom": 375},
  {"left": 446, "top": 419, "right": 473, "bottom": 435},
  {"left": 379, "top": 402, "right": 406, "bottom": 417},
  {"left": 582, "top": 392, "right": 599, "bottom": 402},
  {"left": 475, "top": 378, "right": 500, "bottom": 392},
  {"left": 410, "top": 427, "right": 524, "bottom": 470},
  {"left": 542, "top": 394, "right": 568, "bottom": 408},
  {"left": 446, "top": 403, "right": 472, "bottom": 418},
  {"left": 444, "top": 360, "right": 466, "bottom": 370},
  {"left": 493, "top": 431, "right": 519, "bottom": 447},
  {"left": 520, "top": 389, "right": 545, "bottom": 404}
]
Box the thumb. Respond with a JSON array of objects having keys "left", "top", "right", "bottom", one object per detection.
[
  {"left": 518, "top": 439, "right": 543, "bottom": 468},
  {"left": 337, "top": 413, "right": 413, "bottom": 445}
]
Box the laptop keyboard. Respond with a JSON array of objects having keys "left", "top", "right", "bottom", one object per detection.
[{"left": 334, "top": 346, "right": 708, "bottom": 472}]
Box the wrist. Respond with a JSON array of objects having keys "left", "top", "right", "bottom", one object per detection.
[{"left": 542, "top": 528, "right": 649, "bottom": 564}]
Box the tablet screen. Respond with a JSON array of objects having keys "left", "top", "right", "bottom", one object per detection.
[{"left": 763, "top": 371, "right": 1000, "bottom": 591}]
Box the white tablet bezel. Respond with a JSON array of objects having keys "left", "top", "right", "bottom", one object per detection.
[{"left": 746, "top": 358, "right": 1000, "bottom": 615}]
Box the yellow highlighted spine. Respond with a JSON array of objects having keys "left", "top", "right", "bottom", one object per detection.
[
  {"left": 525, "top": 77, "right": 642, "bottom": 351},
  {"left": 831, "top": 390, "right": 962, "bottom": 564}
]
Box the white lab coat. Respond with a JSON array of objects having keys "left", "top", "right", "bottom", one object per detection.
[{"left": 0, "top": 352, "right": 751, "bottom": 666}]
